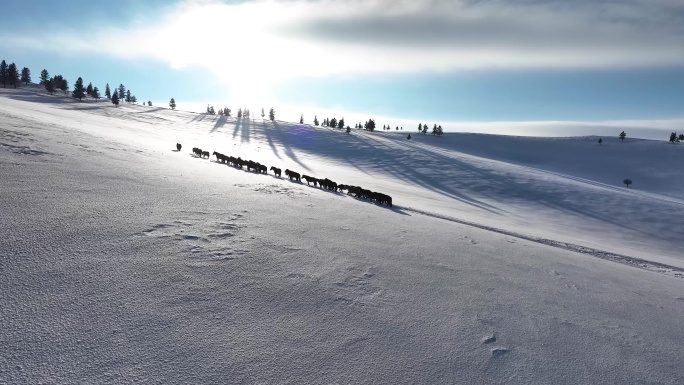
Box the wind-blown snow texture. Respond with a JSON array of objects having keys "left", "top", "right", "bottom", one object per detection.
[{"left": 1, "top": 86, "right": 683, "bottom": 384}]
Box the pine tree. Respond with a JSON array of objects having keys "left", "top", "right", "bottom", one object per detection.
[
  {"left": 619, "top": 131, "right": 626, "bottom": 141},
  {"left": 669, "top": 132, "right": 677, "bottom": 143},
  {"left": 422, "top": 124, "right": 428, "bottom": 134},
  {"left": 338, "top": 118, "right": 344, "bottom": 129},
  {"left": 0, "top": 60, "right": 8, "bottom": 88},
  {"left": 261, "top": 108, "right": 265, "bottom": 118},
  {"left": 365, "top": 119, "right": 376, "bottom": 132},
  {"left": 330, "top": 118, "right": 337, "bottom": 128},
  {"left": 437, "top": 125, "right": 443, "bottom": 136},
  {"left": 598, "top": 138, "right": 603, "bottom": 145},
  {"left": 125, "top": 90, "right": 131, "bottom": 103},
  {"left": 300, "top": 114, "right": 304, "bottom": 124},
  {"left": 237, "top": 108, "right": 242, "bottom": 118},
  {"left": 432, "top": 124, "right": 438, "bottom": 135},
  {"left": 679, "top": 134, "right": 684, "bottom": 142},
  {"left": 86, "top": 82, "right": 93, "bottom": 97},
  {"left": 72, "top": 77, "right": 86, "bottom": 100},
  {"left": 92, "top": 86, "right": 101, "bottom": 99},
  {"left": 40, "top": 69, "right": 49, "bottom": 85},
  {"left": 314, "top": 115, "right": 319, "bottom": 126},
  {"left": 118, "top": 84, "right": 126, "bottom": 101},
  {"left": 131, "top": 95, "right": 137, "bottom": 104},
  {"left": 226, "top": 108, "right": 231, "bottom": 117},
  {"left": 105, "top": 83, "right": 111, "bottom": 99},
  {"left": 112, "top": 90, "right": 120, "bottom": 107},
  {"left": 21, "top": 67, "right": 31, "bottom": 85},
  {"left": 59, "top": 77, "right": 68, "bottom": 94},
  {"left": 148, "top": 101, "right": 152, "bottom": 106},
  {"left": 8, "top": 63, "right": 20, "bottom": 88},
  {"left": 51, "top": 75, "right": 65, "bottom": 93},
  {"left": 418, "top": 123, "right": 422, "bottom": 133},
  {"left": 269, "top": 107, "right": 275, "bottom": 121},
  {"left": 45, "top": 79, "right": 55, "bottom": 94},
  {"left": 169, "top": 98, "right": 176, "bottom": 110}
]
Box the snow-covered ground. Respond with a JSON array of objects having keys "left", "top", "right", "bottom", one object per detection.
[{"left": 1, "top": 85, "right": 683, "bottom": 384}]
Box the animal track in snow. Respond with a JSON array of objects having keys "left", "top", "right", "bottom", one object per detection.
[
  {"left": 482, "top": 335, "right": 497, "bottom": 344},
  {"left": 139, "top": 216, "right": 248, "bottom": 262},
  {"left": 491, "top": 348, "right": 510, "bottom": 357}
]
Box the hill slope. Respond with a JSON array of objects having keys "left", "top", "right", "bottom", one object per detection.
[{"left": 1, "top": 86, "right": 683, "bottom": 384}]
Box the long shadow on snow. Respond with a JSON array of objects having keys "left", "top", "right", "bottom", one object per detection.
[
  {"left": 210, "top": 115, "right": 229, "bottom": 133},
  {"left": 355, "top": 132, "right": 504, "bottom": 215},
  {"left": 270, "top": 121, "right": 311, "bottom": 172},
  {"left": 360, "top": 132, "right": 665, "bottom": 239},
  {"left": 230, "top": 118, "right": 251, "bottom": 143}
]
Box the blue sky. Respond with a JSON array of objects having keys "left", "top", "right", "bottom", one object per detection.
[{"left": 1, "top": 0, "right": 683, "bottom": 127}]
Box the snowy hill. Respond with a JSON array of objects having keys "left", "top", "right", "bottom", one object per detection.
[{"left": 1, "top": 85, "right": 683, "bottom": 384}]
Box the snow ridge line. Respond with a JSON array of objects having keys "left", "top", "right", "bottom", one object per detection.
[{"left": 397, "top": 205, "right": 684, "bottom": 278}]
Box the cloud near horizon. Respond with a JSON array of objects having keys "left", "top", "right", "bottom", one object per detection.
[{"left": 4, "top": 0, "right": 684, "bottom": 100}]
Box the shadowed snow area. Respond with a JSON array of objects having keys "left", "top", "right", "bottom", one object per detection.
[{"left": 1, "top": 85, "right": 683, "bottom": 384}]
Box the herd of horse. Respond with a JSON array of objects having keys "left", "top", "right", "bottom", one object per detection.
[{"left": 179, "top": 143, "right": 393, "bottom": 207}]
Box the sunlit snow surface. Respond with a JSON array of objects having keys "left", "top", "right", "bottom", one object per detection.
[{"left": 1, "top": 86, "right": 683, "bottom": 384}]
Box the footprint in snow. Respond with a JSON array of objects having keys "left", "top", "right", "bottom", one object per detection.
[
  {"left": 491, "top": 348, "right": 510, "bottom": 357},
  {"left": 482, "top": 335, "right": 497, "bottom": 344}
]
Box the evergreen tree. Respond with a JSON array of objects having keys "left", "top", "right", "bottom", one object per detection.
[
  {"left": 86, "top": 82, "right": 93, "bottom": 96},
  {"left": 148, "top": 101, "right": 152, "bottom": 106},
  {"left": 131, "top": 95, "right": 137, "bottom": 104},
  {"left": 92, "top": 86, "right": 101, "bottom": 99},
  {"left": 21, "top": 67, "right": 31, "bottom": 85},
  {"left": 261, "top": 108, "right": 265, "bottom": 118},
  {"left": 346, "top": 126, "right": 351, "bottom": 134},
  {"left": 422, "top": 124, "right": 428, "bottom": 134},
  {"left": 112, "top": 90, "right": 120, "bottom": 107},
  {"left": 59, "top": 77, "right": 68, "bottom": 94},
  {"left": 0, "top": 60, "right": 7, "bottom": 87},
  {"left": 118, "top": 84, "right": 126, "bottom": 101},
  {"left": 125, "top": 90, "right": 132, "bottom": 103},
  {"left": 226, "top": 108, "right": 231, "bottom": 117},
  {"left": 45, "top": 79, "right": 55, "bottom": 94},
  {"left": 619, "top": 131, "right": 626, "bottom": 141},
  {"left": 330, "top": 118, "right": 337, "bottom": 128},
  {"left": 169, "top": 98, "right": 176, "bottom": 110},
  {"left": 338, "top": 118, "right": 345, "bottom": 129},
  {"left": 269, "top": 107, "right": 275, "bottom": 121},
  {"left": 679, "top": 134, "right": 684, "bottom": 141},
  {"left": 623, "top": 178, "right": 632, "bottom": 188},
  {"left": 237, "top": 108, "right": 242, "bottom": 118},
  {"left": 437, "top": 125, "right": 443, "bottom": 136},
  {"left": 314, "top": 115, "right": 319, "bottom": 126},
  {"left": 7, "top": 63, "right": 20, "bottom": 88},
  {"left": 598, "top": 138, "right": 603, "bottom": 145},
  {"left": 365, "top": 119, "right": 376, "bottom": 132},
  {"left": 72, "top": 77, "right": 86, "bottom": 100},
  {"left": 51, "top": 75, "right": 65, "bottom": 93},
  {"left": 40, "top": 69, "right": 49, "bottom": 85},
  {"left": 418, "top": 123, "right": 422, "bottom": 133},
  {"left": 669, "top": 132, "right": 677, "bottom": 143},
  {"left": 105, "top": 83, "right": 111, "bottom": 99},
  {"left": 300, "top": 114, "right": 304, "bottom": 124}
]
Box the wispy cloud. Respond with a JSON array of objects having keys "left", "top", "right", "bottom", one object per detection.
[{"left": 3, "top": 0, "right": 684, "bottom": 99}]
